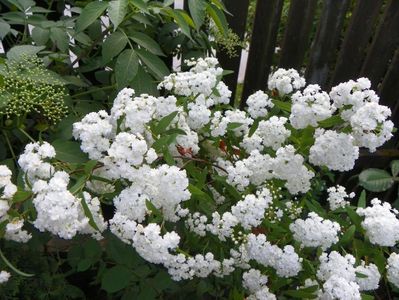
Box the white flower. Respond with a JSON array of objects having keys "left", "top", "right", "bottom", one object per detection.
[
  {"left": 321, "top": 275, "right": 361, "bottom": 300},
  {"left": 317, "top": 251, "right": 356, "bottom": 282},
  {"left": 0, "top": 271, "right": 10, "bottom": 284},
  {"left": 242, "top": 269, "right": 268, "bottom": 293},
  {"left": 387, "top": 252, "right": 399, "bottom": 288},
  {"left": 350, "top": 102, "right": 393, "bottom": 152},
  {"left": 289, "top": 212, "right": 341, "bottom": 250},
  {"left": 246, "top": 91, "right": 274, "bottom": 119},
  {"left": 327, "top": 185, "right": 355, "bottom": 210},
  {"left": 355, "top": 262, "right": 380, "bottom": 291},
  {"left": 309, "top": 129, "right": 359, "bottom": 171},
  {"left": 4, "top": 219, "right": 31, "bottom": 243},
  {"left": 356, "top": 198, "right": 399, "bottom": 246},
  {"left": 290, "top": 84, "right": 335, "bottom": 129},
  {"left": 268, "top": 68, "right": 306, "bottom": 95},
  {"left": 256, "top": 117, "right": 290, "bottom": 150}
]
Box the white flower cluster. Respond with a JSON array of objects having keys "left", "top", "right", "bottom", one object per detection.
[
  {"left": 356, "top": 198, "right": 399, "bottom": 246},
  {"left": 243, "top": 269, "right": 276, "bottom": 300},
  {"left": 245, "top": 233, "right": 302, "bottom": 278},
  {"left": 267, "top": 68, "right": 306, "bottom": 95},
  {"left": 246, "top": 91, "right": 274, "bottom": 119},
  {"left": 289, "top": 212, "right": 341, "bottom": 250},
  {"left": 290, "top": 84, "right": 335, "bottom": 129},
  {"left": 387, "top": 252, "right": 399, "bottom": 288},
  {"left": 327, "top": 185, "right": 355, "bottom": 210},
  {"left": 0, "top": 271, "right": 10, "bottom": 284},
  {"left": 316, "top": 251, "right": 380, "bottom": 298},
  {"left": 309, "top": 129, "right": 359, "bottom": 171}
]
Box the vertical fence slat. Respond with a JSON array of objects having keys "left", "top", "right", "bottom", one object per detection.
[
  {"left": 360, "top": 0, "right": 399, "bottom": 89},
  {"left": 305, "top": 0, "right": 350, "bottom": 88},
  {"left": 216, "top": 0, "right": 250, "bottom": 104},
  {"left": 330, "top": 0, "right": 383, "bottom": 87},
  {"left": 241, "top": 0, "right": 283, "bottom": 106},
  {"left": 279, "top": 0, "right": 318, "bottom": 70}
]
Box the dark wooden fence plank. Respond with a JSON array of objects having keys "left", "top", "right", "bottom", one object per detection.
[
  {"left": 279, "top": 0, "right": 318, "bottom": 70},
  {"left": 330, "top": 0, "right": 383, "bottom": 87},
  {"left": 305, "top": 0, "right": 350, "bottom": 88},
  {"left": 241, "top": 0, "right": 284, "bottom": 107},
  {"left": 216, "top": 0, "right": 250, "bottom": 104},
  {"left": 361, "top": 0, "right": 399, "bottom": 89}
]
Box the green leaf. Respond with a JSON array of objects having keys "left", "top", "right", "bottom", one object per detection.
[
  {"left": 188, "top": 184, "right": 213, "bottom": 203},
  {"left": 101, "top": 265, "right": 132, "bottom": 293},
  {"left": 357, "top": 190, "right": 366, "bottom": 208},
  {"left": 361, "top": 294, "right": 374, "bottom": 300},
  {"left": 188, "top": 0, "right": 206, "bottom": 29},
  {"left": 164, "top": 8, "right": 192, "bottom": 39},
  {"left": 391, "top": 160, "right": 399, "bottom": 177},
  {"left": 145, "top": 199, "right": 163, "bottom": 223},
  {"left": 115, "top": 49, "right": 139, "bottom": 89},
  {"left": 31, "top": 27, "right": 49, "bottom": 45},
  {"left": 12, "top": 190, "right": 32, "bottom": 203},
  {"left": 359, "top": 168, "right": 394, "bottom": 192},
  {"left": 81, "top": 193, "right": 100, "bottom": 231},
  {"left": 153, "top": 111, "right": 178, "bottom": 135},
  {"left": 356, "top": 272, "right": 368, "bottom": 279},
  {"left": 318, "top": 115, "right": 344, "bottom": 128},
  {"left": 102, "top": 31, "right": 128, "bottom": 63},
  {"left": 0, "top": 248, "right": 34, "bottom": 277},
  {"left": 50, "top": 27, "right": 69, "bottom": 52},
  {"left": 206, "top": 3, "right": 228, "bottom": 36},
  {"left": 108, "top": 0, "right": 128, "bottom": 30},
  {"left": 0, "top": 22, "right": 11, "bottom": 39},
  {"left": 346, "top": 206, "right": 362, "bottom": 230},
  {"left": 130, "top": 31, "right": 165, "bottom": 56},
  {"left": 76, "top": 1, "right": 109, "bottom": 33},
  {"left": 130, "top": 0, "right": 149, "bottom": 13},
  {"left": 339, "top": 225, "right": 356, "bottom": 245},
  {"left": 52, "top": 140, "right": 88, "bottom": 163},
  {"left": 136, "top": 48, "right": 169, "bottom": 81},
  {"left": 7, "top": 45, "right": 45, "bottom": 61},
  {"left": 284, "top": 287, "right": 318, "bottom": 299},
  {"left": 272, "top": 99, "right": 291, "bottom": 112}
]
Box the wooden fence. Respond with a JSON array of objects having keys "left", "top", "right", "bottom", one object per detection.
[{"left": 208, "top": 0, "right": 399, "bottom": 200}]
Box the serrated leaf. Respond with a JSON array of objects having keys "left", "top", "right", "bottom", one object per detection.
[
  {"left": 188, "top": 0, "right": 206, "bottom": 29},
  {"left": 31, "top": 27, "right": 50, "bottom": 45},
  {"left": 135, "top": 48, "right": 169, "bottom": 81},
  {"left": 102, "top": 31, "right": 128, "bottom": 63},
  {"left": 164, "top": 8, "right": 192, "bottom": 39},
  {"left": 129, "top": 65, "right": 159, "bottom": 96},
  {"left": 359, "top": 168, "right": 394, "bottom": 192},
  {"left": 130, "top": 0, "right": 149, "bottom": 13},
  {"left": 108, "top": 0, "right": 128, "bottom": 30},
  {"left": 206, "top": 3, "right": 228, "bottom": 36},
  {"left": 153, "top": 111, "right": 178, "bottom": 135},
  {"left": 115, "top": 49, "right": 139, "bottom": 89},
  {"left": 130, "top": 31, "right": 165, "bottom": 56},
  {"left": 50, "top": 27, "right": 69, "bottom": 52},
  {"left": 391, "top": 160, "right": 399, "bottom": 177},
  {"left": 76, "top": 1, "right": 109, "bottom": 33},
  {"left": 101, "top": 266, "right": 132, "bottom": 293}
]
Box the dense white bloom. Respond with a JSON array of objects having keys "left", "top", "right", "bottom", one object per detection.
[
  {"left": 356, "top": 198, "right": 399, "bottom": 246},
  {"left": 109, "top": 212, "right": 137, "bottom": 244},
  {"left": 246, "top": 233, "right": 302, "bottom": 278},
  {"left": 289, "top": 212, "right": 341, "bottom": 250},
  {"left": 247, "top": 287, "right": 277, "bottom": 300},
  {"left": 268, "top": 68, "right": 306, "bottom": 95},
  {"left": 246, "top": 91, "right": 274, "bottom": 119},
  {"left": 133, "top": 223, "right": 180, "bottom": 264},
  {"left": 242, "top": 269, "right": 268, "bottom": 293},
  {"left": 240, "top": 133, "right": 263, "bottom": 153},
  {"left": 309, "top": 129, "right": 359, "bottom": 171},
  {"left": 231, "top": 188, "right": 272, "bottom": 229},
  {"left": 4, "top": 219, "right": 31, "bottom": 243},
  {"left": 350, "top": 102, "right": 393, "bottom": 152},
  {"left": 387, "top": 252, "right": 399, "bottom": 288},
  {"left": 0, "top": 165, "right": 16, "bottom": 219},
  {"left": 211, "top": 109, "right": 253, "bottom": 137},
  {"left": 72, "top": 110, "right": 114, "bottom": 160},
  {"left": 0, "top": 271, "right": 10, "bottom": 284},
  {"left": 186, "top": 212, "right": 208, "bottom": 236},
  {"left": 317, "top": 251, "right": 356, "bottom": 282},
  {"left": 290, "top": 84, "right": 335, "bottom": 129},
  {"left": 31, "top": 171, "right": 89, "bottom": 239},
  {"left": 355, "top": 262, "right": 380, "bottom": 291},
  {"left": 207, "top": 212, "right": 238, "bottom": 241},
  {"left": 321, "top": 275, "right": 361, "bottom": 300},
  {"left": 18, "top": 142, "right": 56, "bottom": 184},
  {"left": 327, "top": 185, "right": 355, "bottom": 210},
  {"left": 256, "top": 117, "right": 290, "bottom": 150},
  {"left": 187, "top": 97, "right": 211, "bottom": 130},
  {"left": 113, "top": 185, "right": 148, "bottom": 223},
  {"left": 329, "top": 78, "right": 379, "bottom": 121},
  {"left": 273, "top": 145, "right": 314, "bottom": 194}
]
